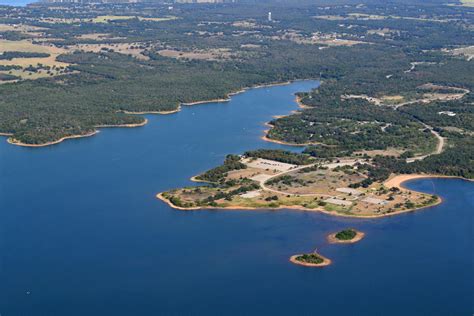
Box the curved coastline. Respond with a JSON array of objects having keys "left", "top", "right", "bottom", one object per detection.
[
  {"left": 261, "top": 132, "right": 320, "bottom": 147},
  {"left": 261, "top": 121, "right": 321, "bottom": 146},
  {"left": 385, "top": 174, "right": 474, "bottom": 191},
  {"left": 7, "top": 131, "right": 100, "bottom": 148},
  {"left": 157, "top": 173, "right": 454, "bottom": 218},
  {"left": 156, "top": 181, "right": 448, "bottom": 219},
  {"left": 121, "top": 107, "right": 181, "bottom": 115},
  {"left": 259, "top": 93, "right": 321, "bottom": 147},
  {"left": 1, "top": 80, "right": 307, "bottom": 148},
  {"left": 180, "top": 81, "right": 294, "bottom": 106},
  {"left": 6, "top": 119, "right": 149, "bottom": 148},
  {"left": 289, "top": 254, "right": 332, "bottom": 267},
  {"left": 189, "top": 176, "right": 216, "bottom": 184},
  {"left": 327, "top": 230, "right": 365, "bottom": 244}
]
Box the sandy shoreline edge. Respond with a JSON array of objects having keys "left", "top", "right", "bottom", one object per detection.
[
  {"left": 157, "top": 173, "right": 472, "bottom": 218},
  {"left": 6, "top": 119, "right": 149, "bottom": 148},
  {"left": 260, "top": 95, "right": 322, "bottom": 147},
  {"left": 289, "top": 254, "right": 332, "bottom": 267},
  {"left": 327, "top": 230, "right": 365, "bottom": 244},
  {"left": 2, "top": 80, "right": 311, "bottom": 148}
]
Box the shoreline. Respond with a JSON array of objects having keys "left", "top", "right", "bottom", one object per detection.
[
  {"left": 2, "top": 79, "right": 313, "bottom": 148},
  {"left": 121, "top": 107, "right": 181, "bottom": 115},
  {"left": 189, "top": 176, "right": 216, "bottom": 184},
  {"left": 259, "top": 90, "right": 321, "bottom": 147},
  {"left": 327, "top": 230, "right": 365, "bottom": 244},
  {"left": 7, "top": 130, "right": 100, "bottom": 148},
  {"left": 289, "top": 254, "right": 332, "bottom": 267},
  {"left": 6, "top": 119, "right": 148, "bottom": 148},
  {"left": 180, "top": 81, "right": 294, "bottom": 106},
  {"left": 261, "top": 121, "right": 322, "bottom": 147},
  {"left": 261, "top": 121, "right": 320, "bottom": 146},
  {"left": 155, "top": 174, "right": 453, "bottom": 218},
  {"left": 295, "top": 95, "right": 313, "bottom": 109},
  {"left": 261, "top": 133, "right": 319, "bottom": 147},
  {"left": 384, "top": 174, "right": 474, "bottom": 191}
]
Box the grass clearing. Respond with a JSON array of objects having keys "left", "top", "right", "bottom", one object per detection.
[
  {"left": 66, "top": 43, "right": 149, "bottom": 60},
  {"left": 460, "top": 0, "right": 474, "bottom": 7},
  {"left": 158, "top": 48, "right": 234, "bottom": 61},
  {"left": 0, "top": 40, "right": 70, "bottom": 82}
]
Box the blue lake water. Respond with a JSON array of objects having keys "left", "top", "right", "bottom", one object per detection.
[{"left": 0, "top": 80, "right": 473, "bottom": 315}]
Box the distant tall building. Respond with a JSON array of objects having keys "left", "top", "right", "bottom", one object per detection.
[{"left": 268, "top": 11, "right": 272, "bottom": 22}]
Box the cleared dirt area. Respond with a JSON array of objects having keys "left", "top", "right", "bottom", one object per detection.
[
  {"left": 444, "top": 45, "right": 474, "bottom": 61},
  {"left": 342, "top": 84, "right": 469, "bottom": 108},
  {"left": 270, "top": 31, "right": 366, "bottom": 47},
  {"left": 265, "top": 168, "right": 366, "bottom": 195},
  {"left": 160, "top": 157, "right": 439, "bottom": 217},
  {"left": 367, "top": 28, "right": 400, "bottom": 37},
  {"left": 232, "top": 20, "right": 262, "bottom": 29},
  {"left": 242, "top": 157, "right": 297, "bottom": 172},
  {"left": 226, "top": 167, "right": 278, "bottom": 181},
  {"left": 315, "top": 13, "right": 452, "bottom": 23},
  {"left": 158, "top": 48, "right": 234, "bottom": 61}
]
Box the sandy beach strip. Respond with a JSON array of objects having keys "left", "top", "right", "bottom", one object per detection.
[
  {"left": 289, "top": 254, "right": 332, "bottom": 267},
  {"left": 95, "top": 118, "right": 148, "bottom": 129},
  {"left": 5, "top": 119, "right": 148, "bottom": 148},
  {"left": 121, "top": 107, "right": 181, "bottom": 115},
  {"left": 384, "top": 174, "right": 473, "bottom": 190},
  {"left": 7, "top": 130, "right": 99, "bottom": 147},
  {"left": 260, "top": 133, "right": 321, "bottom": 147},
  {"left": 156, "top": 190, "right": 448, "bottom": 219}
]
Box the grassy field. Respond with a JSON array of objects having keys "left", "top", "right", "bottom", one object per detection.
[
  {"left": 0, "top": 40, "right": 53, "bottom": 54},
  {"left": 0, "top": 40, "right": 70, "bottom": 82}
]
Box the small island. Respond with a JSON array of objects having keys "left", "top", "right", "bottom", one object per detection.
[
  {"left": 327, "top": 229, "right": 365, "bottom": 244},
  {"left": 289, "top": 252, "right": 332, "bottom": 267}
]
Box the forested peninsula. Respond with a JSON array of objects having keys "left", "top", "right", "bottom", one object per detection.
[
  {"left": 0, "top": 0, "right": 473, "bottom": 192},
  {"left": 0, "top": 0, "right": 473, "bottom": 151}
]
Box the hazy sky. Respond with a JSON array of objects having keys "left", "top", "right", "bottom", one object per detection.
[{"left": 0, "top": 0, "right": 33, "bottom": 5}]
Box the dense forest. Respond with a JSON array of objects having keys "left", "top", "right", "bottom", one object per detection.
[
  {"left": 244, "top": 149, "right": 314, "bottom": 165},
  {"left": 0, "top": 0, "right": 472, "bottom": 179},
  {"left": 0, "top": 1, "right": 472, "bottom": 146}
]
